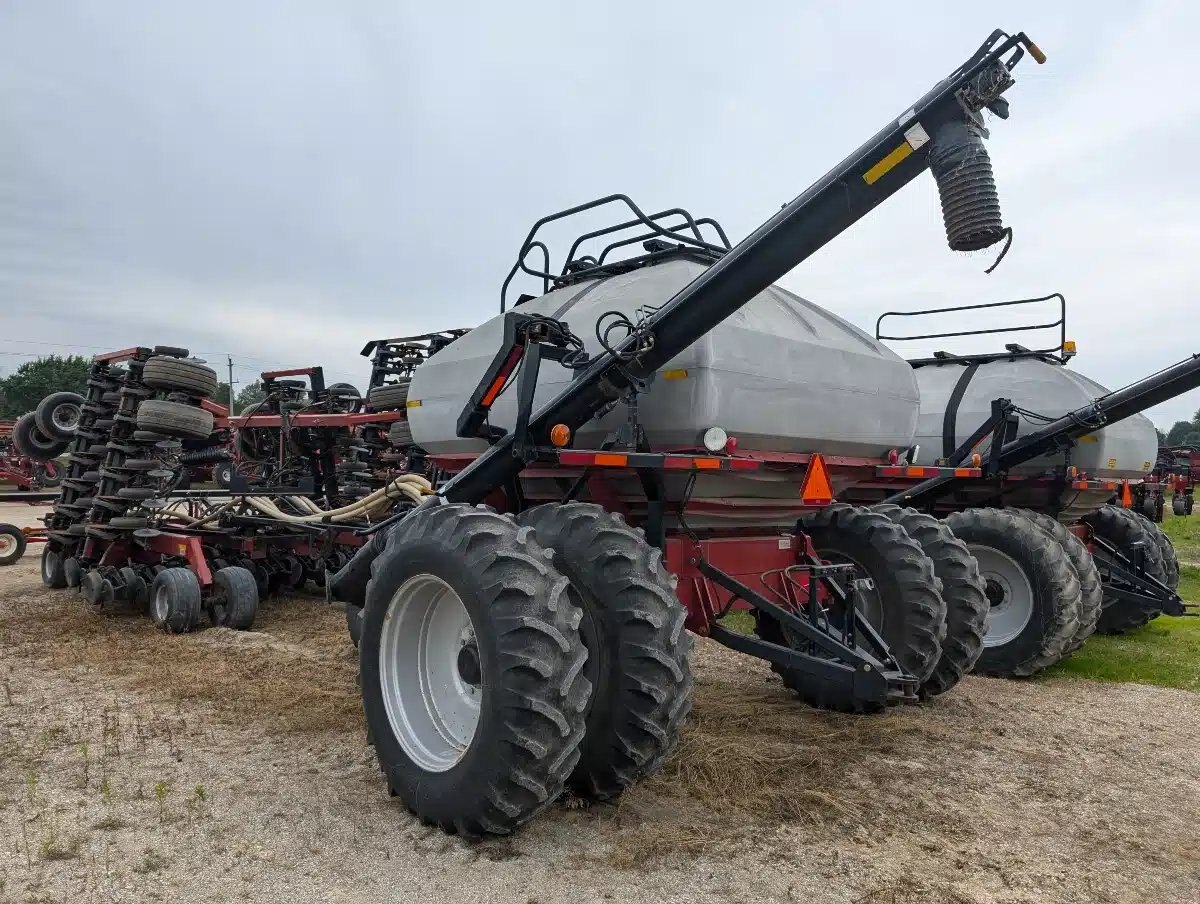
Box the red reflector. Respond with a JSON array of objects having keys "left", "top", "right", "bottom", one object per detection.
[
  {"left": 594, "top": 453, "right": 628, "bottom": 467},
  {"left": 800, "top": 453, "right": 834, "bottom": 505},
  {"left": 664, "top": 456, "right": 693, "bottom": 469},
  {"left": 953, "top": 468, "right": 972, "bottom": 477},
  {"left": 481, "top": 345, "right": 525, "bottom": 406},
  {"left": 729, "top": 458, "right": 759, "bottom": 470},
  {"left": 558, "top": 452, "right": 593, "bottom": 467},
  {"left": 880, "top": 466, "right": 902, "bottom": 477}
]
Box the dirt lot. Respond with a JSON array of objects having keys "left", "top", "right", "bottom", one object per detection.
[{"left": 2, "top": 504, "right": 1198, "bottom": 903}]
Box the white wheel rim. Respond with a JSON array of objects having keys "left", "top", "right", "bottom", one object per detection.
[
  {"left": 153, "top": 584, "right": 170, "bottom": 623},
  {"left": 970, "top": 545, "right": 1035, "bottom": 647},
  {"left": 0, "top": 535, "right": 17, "bottom": 558},
  {"left": 52, "top": 404, "right": 80, "bottom": 432},
  {"left": 379, "top": 574, "right": 481, "bottom": 773}
]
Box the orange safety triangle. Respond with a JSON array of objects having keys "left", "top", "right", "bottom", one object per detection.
[{"left": 800, "top": 453, "right": 834, "bottom": 505}]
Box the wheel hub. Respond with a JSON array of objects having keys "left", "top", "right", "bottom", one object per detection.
[{"left": 0, "top": 535, "right": 16, "bottom": 558}]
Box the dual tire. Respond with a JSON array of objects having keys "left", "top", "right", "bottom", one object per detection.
[{"left": 357, "top": 501, "right": 691, "bottom": 836}]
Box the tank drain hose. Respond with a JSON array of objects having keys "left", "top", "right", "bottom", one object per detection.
[{"left": 929, "top": 120, "right": 1011, "bottom": 273}]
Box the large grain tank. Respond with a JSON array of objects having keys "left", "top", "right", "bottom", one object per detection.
[
  {"left": 910, "top": 355, "right": 1158, "bottom": 515},
  {"left": 408, "top": 255, "right": 919, "bottom": 527}
]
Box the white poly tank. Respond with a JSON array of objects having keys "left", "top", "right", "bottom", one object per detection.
[
  {"left": 911, "top": 357, "right": 1158, "bottom": 479},
  {"left": 408, "top": 257, "right": 920, "bottom": 460}
]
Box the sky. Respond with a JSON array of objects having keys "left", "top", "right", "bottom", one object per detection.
[{"left": 1, "top": 1, "right": 1198, "bottom": 429}]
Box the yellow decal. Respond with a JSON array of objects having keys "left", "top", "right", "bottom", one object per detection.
[
  {"left": 1106, "top": 458, "right": 1118, "bottom": 470},
  {"left": 863, "top": 142, "right": 914, "bottom": 185},
  {"left": 177, "top": 544, "right": 188, "bottom": 556},
  {"left": 1078, "top": 434, "right": 1098, "bottom": 443},
  {"left": 406, "top": 399, "right": 422, "bottom": 408},
  {"left": 661, "top": 369, "right": 689, "bottom": 380}
]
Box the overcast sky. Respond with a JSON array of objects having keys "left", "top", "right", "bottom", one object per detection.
[{"left": 2, "top": 2, "right": 1197, "bottom": 429}]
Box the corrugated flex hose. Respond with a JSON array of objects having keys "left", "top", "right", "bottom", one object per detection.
[{"left": 929, "top": 120, "right": 1012, "bottom": 273}]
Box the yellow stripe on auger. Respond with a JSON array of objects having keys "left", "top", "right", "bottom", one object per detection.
[{"left": 863, "top": 142, "right": 914, "bottom": 185}]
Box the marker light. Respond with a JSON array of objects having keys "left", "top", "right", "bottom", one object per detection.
[{"left": 702, "top": 427, "right": 728, "bottom": 453}]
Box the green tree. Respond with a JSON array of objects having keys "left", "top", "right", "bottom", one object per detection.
[
  {"left": 1185, "top": 432, "right": 1200, "bottom": 447},
  {"left": 0, "top": 355, "right": 91, "bottom": 418},
  {"left": 212, "top": 382, "right": 232, "bottom": 406},
  {"left": 234, "top": 380, "right": 266, "bottom": 411},
  {"left": 1167, "top": 420, "right": 1195, "bottom": 446},
  {"left": 1156, "top": 428, "right": 1167, "bottom": 447}
]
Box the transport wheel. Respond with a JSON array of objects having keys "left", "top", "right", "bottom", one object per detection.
[
  {"left": 1173, "top": 494, "right": 1187, "bottom": 517},
  {"left": 327, "top": 382, "right": 362, "bottom": 412},
  {"left": 360, "top": 500, "right": 590, "bottom": 836},
  {"left": 213, "top": 460, "right": 233, "bottom": 489},
  {"left": 516, "top": 503, "right": 692, "bottom": 799},
  {"left": 387, "top": 420, "right": 414, "bottom": 448},
  {"left": 41, "top": 545, "right": 68, "bottom": 587},
  {"left": 64, "top": 557, "right": 83, "bottom": 588},
  {"left": 35, "top": 391, "right": 85, "bottom": 440},
  {"left": 36, "top": 461, "right": 62, "bottom": 488},
  {"left": 209, "top": 566, "right": 259, "bottom": 629},
  {"left": 13, "top": 412, "right": 69, "bottom": 460},
  {"left": 1014, "top": 511, "right": 1102, "bottom": 655},
  {"left": 149, "top": 568, "right": 203, "bottom": 633},
  {"left": 1082, "top": 504, "right": 1171, "bottom": 634},
  {"left": 0, "top": 524, "right": 27, "bottom": 566},
  {"left": 366, "top": 381, "right": 409, "bottom": 412},
  {"left": 873, "top": 505, "right": 987, "bottom": 698},
  {"left": 141, "top": 356, "right": 219, "bottom": 398},
  {"left": 944, "top": 509, "right": 1080, "bottom": 677},
  {"left": 135, "top": 400, "right": 214, "bottom": 440}
]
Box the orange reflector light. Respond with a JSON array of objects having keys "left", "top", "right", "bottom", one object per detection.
[
  {"left": 953, "top": 468, "right": 972, "bottom": 477},
  {"left": 594, "top": 453, "right": 628, "bottom": 467},
  {"left": 970, "top": 452, "right": 982, "bottom": 468},
  {"left": 661, "top": 369, "right": 689, "bottom": 380},
  {"left": 694, "top": 458, "right": 721, "bottom": 470},
  {"left": 800, "top": 453, "right": 834, "bottom": 505},
  {"left": 1121, "top": 481, "right": 1133, "bottom": 508},
  {"left": 549, "top": 423, "right": 571, "bottom": 447}
]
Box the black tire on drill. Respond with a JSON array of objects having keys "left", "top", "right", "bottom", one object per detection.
[
  {"left": 366, "top": 381, "right": 410, "bottom": 412},
  {"left": 944, "top": 509, "right": 1080, "bottom": 677},
  {"left": 213, "top": 460, "right": 234, "bottom": 489},
  {"left": 873, "top": 505, "right": 987, "bottom": 698},
  {"left": 0, "top": 523, "right": 27, "bottom": 566},
  {"left": 141, "top": 356, "right": 219, "bottom": 399},
  {"left": 388, "top": 420, "right": 414, "bottom": 448},
  {"left": 1013, "top": 510, "right": 1103, "bottom": 656},
  {"left": 41, "top": 544, "right": 68, "bottom": 587},
  {"left": 359, "top": 501, "right": 590, "bottom": 836},
  {"left": 149, "top": 568, "right": 203, "bottom": 633},
  {"left": 34, "top": 391, "right": 85, "bottom": 440},
  {"left": 13, "top": 412, "right": 68, "bottom": 460},
  {"left": 1173, "top": 494, "right": 1187, "bottom": 517},
  {"left": 1082, "top": 504, "right": 1171, "bottom": 634},
  {"left": 516, "top": 503, "right": 693, "bottom": 799},
  {"left": 765, "top": 504, "right": 945, "bottom": 713},
  {"left": 135, "top": 400, "right": 214, "bottom": 439},
  {"left": 208, "top": 566, "right": 259, "bottom": 629}
]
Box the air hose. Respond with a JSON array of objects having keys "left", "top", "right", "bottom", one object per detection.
[{"left": 929, "top": 121, "right": 1011, "bottom": 272}]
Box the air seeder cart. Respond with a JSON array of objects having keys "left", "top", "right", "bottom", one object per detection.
[{"left": 326, "top": 30, "right": 1049, "bottom": 836}]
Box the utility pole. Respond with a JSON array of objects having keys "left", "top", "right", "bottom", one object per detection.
[{"left": 227, "top": 355, "right": 238, "bottom": 416}]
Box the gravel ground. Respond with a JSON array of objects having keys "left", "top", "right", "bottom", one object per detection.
[{"left": 2, "top": 503, "right": 1199, "bottom": 903}]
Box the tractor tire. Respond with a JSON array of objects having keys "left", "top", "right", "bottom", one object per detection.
[
  {"left": 777, "top": 504, "right": 945, "bottom": 712},
  {"left": 13, "top": 413, "right": 69, "bottom": 460},
  {"left": 1132, "top": 512, "right": 1179, "bottom": 591},
  {"left": 1083, "top": 504, "right": 1171, "bottom": 634},
  {"left": 41, "top": 545, "right": 68, "bottom": 587},
  {"left": 35, "top": 391, "right": 85, "bottom": 440},
  {"left": 359, "top": 500, "right": 590, "bottom": 836},
  {"left": 136, "top": 400, "right": 214, "bottom": 440},
  {"left": 149, "top": 568, "right": 202, "bottom": 633},
  {"left": 1173, "top": 494, "right": 1187, "bottom": 517},
  {"left": 213, "top": 460, "right": 234, "bottom": 489},
  {"left": 1015, "top": 511, "right": 1103, "bottom": 655},
  {"left": 209, "top": 566, "right": 259, "bottom": 629},
  {"left": 0, "top": 524, "right": 27, "bottom": 566},
  {"left": 516, "top": 503, "right": 692, "bottom": 799},
  {"left": 141, "top": 356, "right": 218, "bottom": 398},
  {"left": 366, "top": 382, "right": 410, "bottom": 412},
  {"left": 944, "top": 509, "right": 1080, "bottom": 677},
  {"left": 388, "top": 420, "right": 414, "bottom": 448},
  {"left": 873, "top": 506, "right": 987, "bottom": 699}
]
